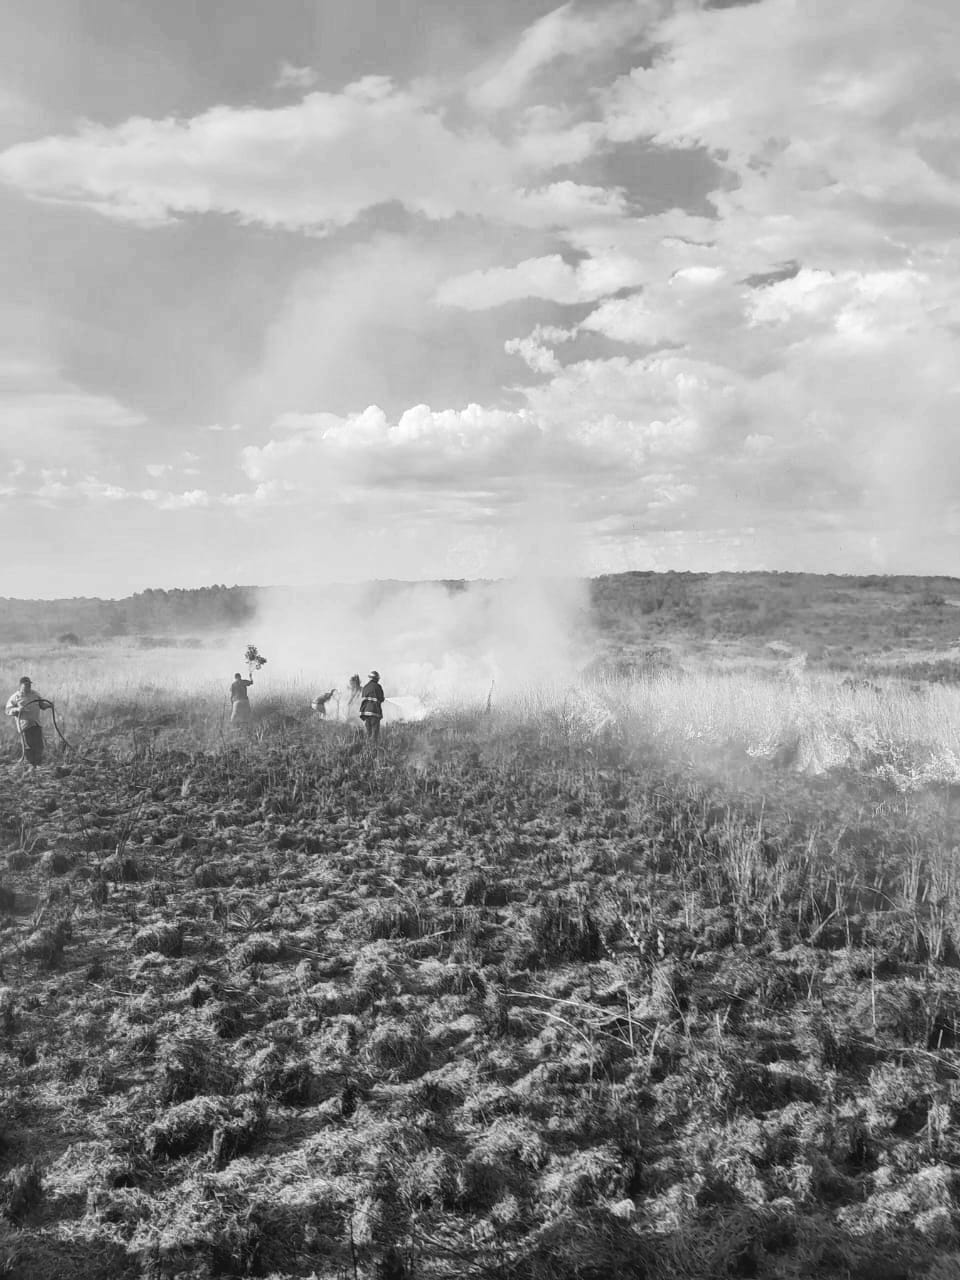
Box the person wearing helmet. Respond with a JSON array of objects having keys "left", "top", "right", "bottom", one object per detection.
[
  {"left": 5, "top": 676, "right": 53, "bottom": 766},
  {"left": 359, "top": 670, "right": 385, "bottom": 740}
]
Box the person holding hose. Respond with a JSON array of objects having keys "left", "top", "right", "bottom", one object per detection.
[{"left": 5, "top": 676, "right": 53, "bottom": 766}]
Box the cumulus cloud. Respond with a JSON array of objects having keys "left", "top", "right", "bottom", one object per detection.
[
  {"left": 235, "top": 344, "right": 721, "bottom": 551},
  {"left": 600, "top": 0, "right": 960, "bottom": 264},
  {"left": 503, "top": 324, "right": 576, "bottom": 374}
]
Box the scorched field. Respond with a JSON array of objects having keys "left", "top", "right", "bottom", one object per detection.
[{"left": 2, "top": 696, "right": 960, "bottom": 1279}]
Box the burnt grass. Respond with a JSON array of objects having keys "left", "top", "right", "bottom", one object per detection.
[{"left": 2, "top": 717, "right": 960, "bottom": 1278}]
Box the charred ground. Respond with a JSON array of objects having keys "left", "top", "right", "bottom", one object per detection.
[{"left": 1, "top": 710, "right": 960, "bottom": 1278}]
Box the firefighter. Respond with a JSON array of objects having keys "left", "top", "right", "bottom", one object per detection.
[{"left": 359, "top": 670, "right": 385, "bottom": 740}]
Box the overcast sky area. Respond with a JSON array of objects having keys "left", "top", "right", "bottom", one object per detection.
[{"left": 0, "top": 0, "right": 957, "bottom": 597}]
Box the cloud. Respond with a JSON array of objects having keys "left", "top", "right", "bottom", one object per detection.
[
  {"left": 240, "top": 403, "right": 544, "bottom": 495},
  {"left": 467, "top": 1, "right": 653, "bottom": 113},
  {"left": 155, "top": 488, "right": 211, "bottom": 509},
  {"left": 599, "top": 0, "right": 960, "bottom": 263},
  {"left": 235, "top": 349, "right": 718, "bottom": 548},
  {"left": 275, "top": 62, "right": 318, "bottom": 91},
  {"left": 437, "top": 251, "right": 647, "bottom": 309},
  {"left": 0, "top": 74, "right": 622, "bottom": 233},
  {"left": 21, "top": 476, "right": 220, "bottom": 512},
  {"left": 5, "top": 0, "right": 960, "bottom": 585}
]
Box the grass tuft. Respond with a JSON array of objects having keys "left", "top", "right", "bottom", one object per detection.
[
  {"left": 0, "top": 1161, "right": 43, "bottom": 1224},
  {"left": 132, "top": 920, "right": 184, "bottom": 957}
]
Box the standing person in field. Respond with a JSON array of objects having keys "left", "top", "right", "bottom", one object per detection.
[
  {"left": 5, "top": 676, "right": 53, "bottom": 766},
  {"left": 359, "top": 670, "right": 385, "bottom": 740},
  {"left": 230, "top": 672, "right": 254, "bottom": 726}
]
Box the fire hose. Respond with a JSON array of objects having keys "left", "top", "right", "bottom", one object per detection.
[
  {"left": 12, "top": 699, "right": 72, "bottom": 763},
  {"left": 50, "top": 703, "right": 72, "bottom": 750}
]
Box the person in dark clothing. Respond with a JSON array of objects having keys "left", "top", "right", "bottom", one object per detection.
[
  {"left": 230, "top": 672, "right": 254, "bottom": 725},
  {"left": 359, "top": 670, "right": 385, "bottom": 740}
]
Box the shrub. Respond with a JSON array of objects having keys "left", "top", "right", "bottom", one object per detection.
[
  {"left": 132, "top": 921, "right": 183, "bottom": 958},
  {"left": 22, "top": 919, "right": 71, "bottom": 968},
  {"left": 366, "top": 902, "right": 423, "bottom": 940},
  {"left": 100, "top": 854, "right": 140, "bottom": 882},
  {"left": 39, "top": 850, "right": 74, "bottom": 876},
  {"left": 538, "top": 1146, "right": 631, "bottom": 1211},
  {"left": 0, "top": 1161, "right": 43, "bottom": 1223},
  {"left": 528, "top": 899, "right": 604, "bottom": 965},
  {"left": 230, "top": 932, "right": 283, "bottom": 969},
  {"left": 144, "top": 1093, "right": 265, "bottom": 1162},
  {"left": 364, "top": 1017, "right": 428, "bottom": 1080},
  {"left": 522, "top": 1208, "right": 647, "bottom": 1280},
  {"left": 193, "top": 861, "right": 231, "bottom": 888},
  {"left": 245, "top": 1045, "right": 316, "bottom": 1105},
  {"left": 156, "top": 1026, "right": 238, "bottom": 1103}
]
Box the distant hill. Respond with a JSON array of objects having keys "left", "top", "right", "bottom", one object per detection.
[
  {"left": 3, "top": 573, "right": 960, "bottom": 668},
  {"left": 588, "top": 570, "right": 960, "bottom": 670},
  {"left": 0, "top": 580, "right": 472, "bottom": 644},
  {"left": 0, "top": 584, "right": 259, "bottom": 643}
]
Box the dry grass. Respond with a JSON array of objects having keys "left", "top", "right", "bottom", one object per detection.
[
  {"left": 7, "top": 637, "right": 960, "bottom": 790},
  {"left": 3, "top": 635, "right": 960, "bottom": 1278}
]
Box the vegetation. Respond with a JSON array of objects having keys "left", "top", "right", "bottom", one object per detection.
[
  {"left": 4, "top": 571, "right": 960, "bottom": 665},
  {"left": 0, "top": 674, "right": 959, "bottom": 1276},
  {"left": 2, "top": 573, "right": 960, "bottom": 1277}
]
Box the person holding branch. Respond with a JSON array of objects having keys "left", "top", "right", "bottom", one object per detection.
[
  {"left": 229, "top": 672, "right": 254, "bottom": 725},
  {"left": 231, "top": 644, "right": 267, "bottom": 728}
]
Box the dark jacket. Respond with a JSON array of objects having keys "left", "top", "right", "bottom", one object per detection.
[
  {"left": 230, "top": 678, "right": 253, "bottom": 703},
  {"left": 359, "top": 680, "right": 385, "bottom": 719}
]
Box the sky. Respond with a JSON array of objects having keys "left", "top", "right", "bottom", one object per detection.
[{"left": 1, "top": 0, "right": 958, "bottom": 598}]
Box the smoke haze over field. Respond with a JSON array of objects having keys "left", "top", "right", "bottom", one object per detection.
[{"left": 249, "top": 575, "right": 594, "bottom": 707}]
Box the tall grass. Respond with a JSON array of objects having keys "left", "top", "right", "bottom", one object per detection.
[{"left": 4, "top": 641, "right": 960, "bottom": 786}]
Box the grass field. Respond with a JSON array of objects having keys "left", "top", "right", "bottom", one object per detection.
[
  {"left": 2, "top": 637, "right": 960, "bottom": 1277},
  {"left": 5, "top": 639, "right": 960, "bottom": 788}
]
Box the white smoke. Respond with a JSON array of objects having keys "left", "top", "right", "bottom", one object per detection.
[{"left": 248, "top": 573, "right": 593, "bottom": 714}]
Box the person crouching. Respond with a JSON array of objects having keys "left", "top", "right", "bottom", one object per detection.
[
  {"left": 311, "top": 689, "right": 337, "bottom": 718},
  {"left": 359, "top": 670, "right": 385, "bottom": 741}
]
